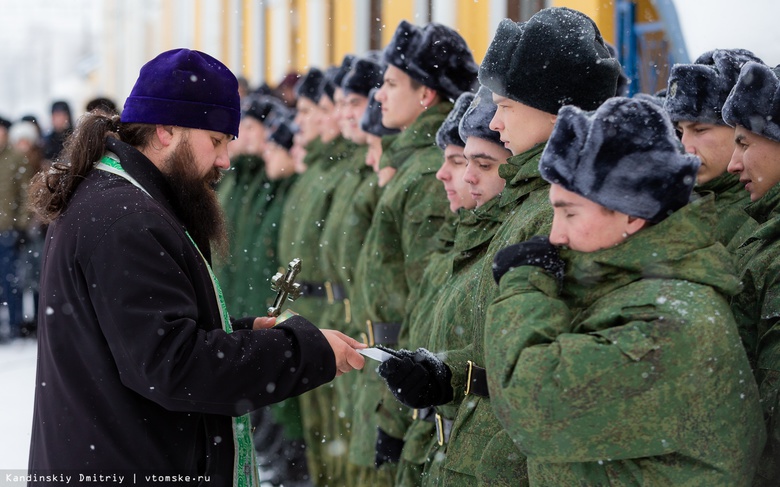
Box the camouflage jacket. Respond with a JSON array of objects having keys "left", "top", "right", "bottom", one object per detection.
[
  {"left": 696, "top": 171, "right": 756, "bottom": 251},
  {"left": 486, "top": 195, "right": 765, "bottom": 486},
  {"left": 353, "top": 101, "right": 452, "bottom": 331},
  {"left": 426, "top": 144, "right": 550, "bottom": 486},
  {"left": 732, "top": 182, "right": 780, "bottom": 486},
  {"left": 215, "top": 154, "right": 267, "bottom": 310},
  {"left": 278, "top": 136, "right": 357, "bottom": 318},
  {"left": 0, "top": 145, "right": 31, "bottom": 232},
  {"left": 349, "top": 103, "right": 451, "bottom": 467}
]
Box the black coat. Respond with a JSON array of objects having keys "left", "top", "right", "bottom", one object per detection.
[{"left": 28, "top": 138, "right": 336, "bottom": 485}]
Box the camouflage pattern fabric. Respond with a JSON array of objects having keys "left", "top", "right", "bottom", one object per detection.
[
  {"left": 486, "top": 195, "right": 765, "bottom": 486},
  {"left": 349, "top": 102, "right": 452, "bottom": 484},
  {"left": 731, "top": 183, "right": 780, "bottom": 486},
  {"left": 424, "top": 144, "right": 552, "bottom": 487},
  {"left": 695, "top": 170, "right": 756, "bottom": 251}
]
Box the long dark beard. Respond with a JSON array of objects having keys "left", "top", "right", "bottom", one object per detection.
[{"left": 161, "top": 137, "right": 229, "bottom": 261}]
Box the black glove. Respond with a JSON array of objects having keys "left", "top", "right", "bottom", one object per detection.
[
  {"left": 492, "top": 236, "right": 565, "bottom": 285},
  {"left": 377, "top": 347, "right": 453, "bottom": 409},
  {"left": 374, "top": 428, "right": 404, "bottom": 469}
]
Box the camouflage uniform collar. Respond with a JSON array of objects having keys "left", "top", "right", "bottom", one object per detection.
[
  {"left": 323, "top": 135, "right": 359, "bottom": 163},
  {"left": 230, "top": 153, "right": 264, "bottom": 174},
  {"left": 378, "top": 133, "right": 402, "bottom": 170},
  {"left": 498, "top": 142, "right": 548, "bottom": 208},
  {"left": 745, "top": 182, "right": 780, "bottom": 225},
  {"left": 390, "top": 101, "right": 454, "bottom": 167},
  {"left": 453, "top": 196, "right": 504, "bottom": 252},
  {"left": 562, "top": 194, "right": 741, "bottom": 307},
  {"left": 696, "top": 171, "right": 743, "bottom": 196}
]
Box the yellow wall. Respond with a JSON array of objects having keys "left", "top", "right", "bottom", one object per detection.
[
  {"left": 457, "top": 0, "right": 490, "bottom": 63},
  {"left": 552, "top": 0, "right": 616, "bottom": 45},
  {"left": 293, "top": 0, "right": 309, "bottom": 69},
  {"left": 381, "top": 0, "right": 414, "bottom": 46},
  {"left": 332, "top": 0, "right": 355, "bottom": 65}
]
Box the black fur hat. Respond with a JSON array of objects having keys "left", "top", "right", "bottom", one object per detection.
[
  {"left": 243, "top": 95, "right": 287, "bottom": 126},
  {"left": 436, "top": 92, "right": 473, "bottom": 150},
  {"left": 723, "top": 62, "right": 780, "bottom": 143},
  {"left": 459, "top": 86, "right": 501, "bottom": 146},
  {"left": 383, "top": 20, "right": 478, "bottom": 102},
  {"left": 322, "top": 55, "right": 357, "bottom": 101},
  {"left": 360, "top": 88, "right": 400, "bottom": 137},
  {"left": 269, "top": 119, "right": 295, "bottom": 151},
  {"left": 665, "top": 49, "right": 763, "bottom": 125},
  {"left": 342, "top": 57, "right": 385, "bottom": 98},
  {"left": 295, "top": 67, "right": 325, "bottom": 103},
  {"left": 0, "top": 115, "right": 11, "bottom": 130},
  {"left": 539, "top": 97, "right": 700, "bottom": 223},
  {"left": 478, "top": 8, "right": 620, "bottom": 114}
]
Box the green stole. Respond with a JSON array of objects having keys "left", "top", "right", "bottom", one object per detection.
[{"left": 96, "top": 154, "right": 259, "bottom": 487}]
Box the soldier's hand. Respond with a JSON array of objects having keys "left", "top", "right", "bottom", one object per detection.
[
  {"left": 252, "top": 317, "right": 276, "bottom": 329},
  {"left": 377, "top": 348, "right": 454, "bottom": 409},
  {"left": 321, "top": 329, "right": 367, "bottom": 377},
  {"left": 492, "top": 236, "right": 565, "bottom": 285}
]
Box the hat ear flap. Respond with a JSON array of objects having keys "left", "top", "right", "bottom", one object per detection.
[{"left": 539, "top": 105, "right": 590, "bottom": 192}]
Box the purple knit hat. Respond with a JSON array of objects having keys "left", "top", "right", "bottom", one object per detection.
[{"left": 121, "top": 49, "right": 241, "bottom": 137}]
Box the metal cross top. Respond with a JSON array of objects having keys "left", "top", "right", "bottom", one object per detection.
[{"left": 267, "top": 258, "right": 303, "bottom": 317}]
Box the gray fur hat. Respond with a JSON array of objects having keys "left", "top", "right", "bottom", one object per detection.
[
  {"left": 383, "top": 20, "right": 478, "bottom": 102},
  {"left": 269, "top": 119, "right": 295, "bottom": 151},
  {"left": 436, "top": 92, "right": 473, "bottom": 150},
  {"left": 665, "top": 49, "right": 763, "bottom": 125},
  {"left": 539, "top": 96, "right": 700, "bottom": 223},
  {"left": 459, "top": 86, "right": 501, "bottom": 146},
  {"left": 360, "top": 88, "right": 400, "bottom": 137},
  {"left": 478, "top": 8, "right": 621, "bottom": 114},
  {"left": 723, "top": 62, "right": 780, "bottom": 143},
  {"left": 295, "top": 67, "right": 325, "bottom": 103},
  {"left": 342, "top": 57, "right": 385, "bottom": 98}
]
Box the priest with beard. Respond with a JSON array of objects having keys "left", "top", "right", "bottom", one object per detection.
[{"left": 26, "top": 48, "right": 365, "bottom": 487}]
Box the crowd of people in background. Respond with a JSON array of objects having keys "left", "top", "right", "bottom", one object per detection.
[{"left": 5, "top": 4, "right": 780, "bottom": 486}]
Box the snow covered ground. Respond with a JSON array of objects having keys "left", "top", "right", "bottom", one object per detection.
[{"left": 0, "top": 339, "right": 37, "bottom": 472}]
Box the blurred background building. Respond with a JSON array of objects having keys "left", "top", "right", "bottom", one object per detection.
[{"left": 1, "top": 0, "right": 778, "bottom": 128}]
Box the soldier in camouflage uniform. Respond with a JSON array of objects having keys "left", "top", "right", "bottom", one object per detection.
[
  {"left": 378, "top": 9, "right": 622, "bottom": 486},
  {"left": 348, "top": 20, "right": 478, "bottom": 486},
  {"left": 485, "top": 96, "right": 764, "bottom": 485},
  {"left": 313, "top": 55, "right": 386, "bottom": 487},
  {"left": 345, "top": 88, "right": 401, "bottom": 486},
  {"left": 277, "top": 63, "right": 364, "bottom": 486},
  {"left": 723, "top": 62, "right": 780, "bottom": 486},
  {"left": 391, "top": 90, "right": 479, "bottom": 487},
  {"left": 664, "top": 48, "right": 765, "bottom": 250}
]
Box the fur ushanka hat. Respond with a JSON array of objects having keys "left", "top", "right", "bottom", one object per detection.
[
  {"left": 295, "top": 67, "right": 325, "bottom": 104},
  {"left": 342, "top": 57, "right": 385, "bottom": 98},
  {"left": 122, "top": 49, "right": 241, "bottom": 137},
  {"left": 539, "top": 97, "right": 700, "bottom": 223},
  {"left": 478, "top": 8, "right": 621, "bottom": 115},
  {"left": 384, "top": 20, "right": 478, "bottom": 102},
  {"left": 723, "top": 62, "right": 780, "bottom": 143},
  {"left": 435, "top": 92, "right": 473, "bottom": 150},
  {"left": 459, "top": 86, "right": 501, "bottom": 147},
  {"left": 665, "top": 49, "right": 763, "bottom": 125},
  {"left": 360, "top": 88, "right": 400, "bottom": 137}
]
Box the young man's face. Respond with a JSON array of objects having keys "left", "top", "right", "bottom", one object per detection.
[
  {"left": 365, "top": 134, "right": 383, "bottom": 172},
  {"left": 318, "top": 95, "right": 341, "bottom": 142},
  {"left": 677, "top": 121, "right": 735, "bottom": 184},
  {"left": 376, "top": 65, "right": 427, "bottom": 130},
  {"left": 239, "top": 117, "right": 267, "bottom": 156},
  {"left": 262, "top": 142, "right": 295, "bottom": 180},
  {"left": 490, "top": 94, "right": 555, "bottom": 156},
  {"left": 342, "top": 92, "right": 369, "bottom": 144},
  {"left": 549, "top": 184, "right": 644, "bottom": 253},
  {"left": 333, "top": 88, "right": 351, "bottom": 137},
  {"left": 462, "top": 136, "right": 511, "bottom": 207},
  {"left": 436, "top": 145, "right": 476, "bottom": 212},
  {"left": 728, "top": 125, "right": 780, "bottom": 201},
  {"left": 294, "top": 97, "right": 321, "bottom": 146}
]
